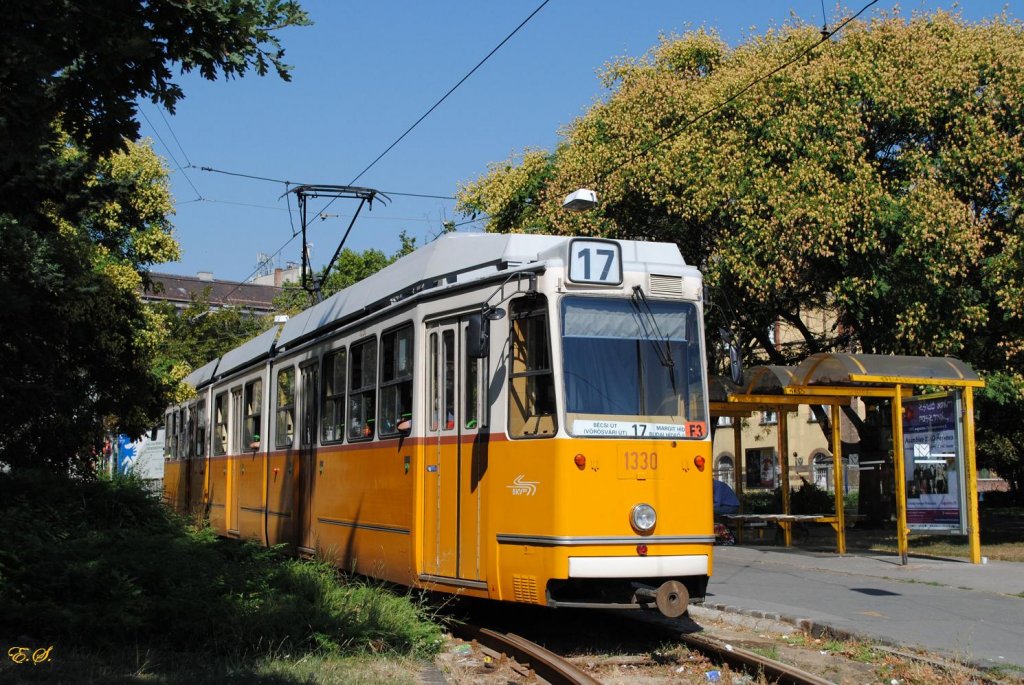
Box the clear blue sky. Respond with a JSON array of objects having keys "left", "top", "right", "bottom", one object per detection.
[{"left": 139, "top": 0, "right": 1017, "bottom": 283}]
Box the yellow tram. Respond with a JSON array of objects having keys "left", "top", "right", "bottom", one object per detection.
[{"left": 163, "top": 233, "right": 713, "bottom": 616}]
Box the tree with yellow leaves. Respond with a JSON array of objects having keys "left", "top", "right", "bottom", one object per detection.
[{"left": 458, "top": 9, "right": 1023, "bottom": 495}]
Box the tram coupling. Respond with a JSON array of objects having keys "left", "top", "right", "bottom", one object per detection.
[{"left": 634, "top": 580, "right": 690, "bottom": 618}]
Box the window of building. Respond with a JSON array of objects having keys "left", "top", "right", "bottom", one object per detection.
[
  {"left": 379, "top": 325, "right": 414, "bottom": 436},
  {"left": 244, "top": 379, "right": 262, "bottom": 450},
  {"left": 321, "top": 348, "right": 346, "bottom": 443},
  {"left": 714, "top": 454, "right": 735, "bottom": 483},
  {"left": 275, "top": 367, "right": 295, "bottom": 449},
  {"left": 717, "top": 416, "right": 734, "bottom": 427},
  {"left": 213, "top": 393, "right": 228, "bottom": 455},
  {"left": 760, "top": 410, "right": 778, "bottom": 425},
  {"left": 348, "top": 337, "right": 377, "bottom": 440},
  {"left": 508, "top": 296, "right": 556, "bottom": 438}
]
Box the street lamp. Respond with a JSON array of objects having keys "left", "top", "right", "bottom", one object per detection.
[{"left": 561, "top": 188, "right": 598, "bottom": 211}]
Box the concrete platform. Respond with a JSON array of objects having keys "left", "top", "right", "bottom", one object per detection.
[{"left": 705, "top": 545, "right": 1024, "bottom": 669}]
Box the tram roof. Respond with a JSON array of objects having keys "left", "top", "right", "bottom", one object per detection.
[
  {"left": 276, "top": 232, "right": 691, "bottom": 350},
  {"left": 216, "top": 324, "right": 281, "bottom": 379},
  {"left": 183, "top": 358, "right": 219, "bottom": 390}
]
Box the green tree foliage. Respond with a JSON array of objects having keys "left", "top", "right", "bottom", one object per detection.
[
  {"left": 150, "top": 290, "right": 273, "bottom": 401},
  {"left": 1, "top": 140, "right": 181, "bottom": 472},
  {"left": 274, "top": 231, "right": 418, "bottom": 313},
  {"left": 0, "top": 1, "right": 309, "bottom": 472},
  {"left": 457, "top": 10, "right": 1024, "bottom": 492}
]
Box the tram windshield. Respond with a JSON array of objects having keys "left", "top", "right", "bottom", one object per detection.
[{"left": 561, "top": 296, "right": 708, "bottom": 439}]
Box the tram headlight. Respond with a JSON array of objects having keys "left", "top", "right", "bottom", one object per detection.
[{"left": 630, "top": 503, "right": 657, "bottom": 534}]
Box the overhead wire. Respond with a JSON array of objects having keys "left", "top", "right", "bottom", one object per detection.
[
  {"left": 155, "top": 106, "right": 195, "bottom": 168},
  {"left": 195, "top": 165, "right": 455, "bottom": 200},
  {"left": 137, "top": 107, "right": 204, "bottom": 201},
  {"left": 344, "top": 0, "right": 552, "bottom": 189}
]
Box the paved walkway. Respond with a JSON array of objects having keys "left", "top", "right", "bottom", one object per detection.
[{"left": 705, "top": 545, "right": 1024, "bottom": 669}]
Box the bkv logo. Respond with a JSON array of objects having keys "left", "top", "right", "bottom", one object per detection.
[{"left": 507, "top": 475, "right": 538, "bottom": 496}]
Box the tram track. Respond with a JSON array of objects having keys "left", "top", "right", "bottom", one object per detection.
[
  {"left": 451, "top": 622, "right": 602, "bottom": 685},
  {"left": 447, "top": 610, "right": 837, "bottom": 685}
]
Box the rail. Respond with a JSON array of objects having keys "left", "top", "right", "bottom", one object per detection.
[
  {"left": 678, "top": 631, "right": 837, "bottom": 685},
  {"left": 453, "top": 623, "right": 602, "bottom": 685}
]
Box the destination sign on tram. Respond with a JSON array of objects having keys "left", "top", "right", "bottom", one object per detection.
[
  {"left": 568, "top": 239, "right": 622, "bottom": 285},
  {"left": 573, "top": 420, "right": 690, "bottom": 438}
]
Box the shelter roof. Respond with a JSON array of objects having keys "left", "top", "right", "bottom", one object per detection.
[
  {"left": 791, "top": 353, "right": 983, "bottom": 388},
  {"left": 709, "top": 354, "right": 983, "bottom": 414}
]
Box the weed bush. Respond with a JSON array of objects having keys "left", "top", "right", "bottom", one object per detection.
[
  {"left": 0, "top": 470, "right": 441, "bottom": 658},
  {"left": 739, "top": 481, "right": 842, "bottom": 514}
]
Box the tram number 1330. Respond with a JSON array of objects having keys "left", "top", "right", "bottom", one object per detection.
[{"left": 624, "top": 451, "right": 658, "bottom": 471}]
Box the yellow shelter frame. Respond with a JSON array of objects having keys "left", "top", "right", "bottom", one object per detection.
[{"left": 709, "top": 353, "right": 985, "bottom": 565}]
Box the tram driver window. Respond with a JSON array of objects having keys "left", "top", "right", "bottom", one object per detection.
[
  {"left": 244, "top": 379, "right": 262, "bottom": 450},
  {"left": 275, "top": 367, "right": 296, "bottom": 449},
  {"left": 349, "top": 337, "right": 377, "bottom": 440},
  {"left": 380, "top": 325, "right": 414, "bottom": 436},
  {"left": 508, "top": 296, "right": 557, "bottom": 438}
]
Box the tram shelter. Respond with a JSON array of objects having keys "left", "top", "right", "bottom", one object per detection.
[{"left": 709, "top": 353, "right": 985, "bottom": 565}]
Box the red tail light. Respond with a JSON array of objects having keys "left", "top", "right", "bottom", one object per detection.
[
  {"left": 636, "top": 544, "right": 648, "bottom": 556},
  {"left": 694, "top": 455, "right": 706, "bottom": 471},
  {"left": 574, "top": 453, "right": 586, "bottom": 470}
]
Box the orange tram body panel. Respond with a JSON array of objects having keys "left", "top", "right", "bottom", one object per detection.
[{"left": 164, "top": 234, "right": 714, "bottom": 616}]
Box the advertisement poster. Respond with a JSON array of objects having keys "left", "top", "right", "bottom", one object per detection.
[
  {"left": 902, "top": 393, "right": 965, "bottom": 533},
  {"left": 116, "top": 430, "right": 165, "bottom": 482}
]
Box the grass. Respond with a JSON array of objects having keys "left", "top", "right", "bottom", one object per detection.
[
  {"left": 0, "top": 646, "right": 428, "bottom": 684},
  {"left": 849, "top": 528, "right": 1024, "bottom": 562},
  {"left": 0, "top": 470, "right": 444, "bottom": 682},
  {"left": 749, "top": 645, "right": 780, "bottom": 660}
]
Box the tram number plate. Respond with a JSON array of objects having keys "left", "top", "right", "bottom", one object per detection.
[
  {"left": 620, "top": 450, "right": 659, "bottom": 479},
  {"left": 623, "top": 451, "right": 658, "bottom": 471}
]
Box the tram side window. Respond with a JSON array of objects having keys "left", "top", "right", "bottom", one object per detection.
[
  {"left": 380, "top": 325, "right": 413, "bottom": 436},
  {"left": 178, "top": 408, "right": 187, "bottom": 459},
  {"left": 196, "top": 399, "right": 207, "bottom": 458},
  {"left": 169, "top": 411, "right": 178, "bottom": 459},
  {"left": 213, "top": 392, "right": 228, "bottom": 455},
  {"left": 465, "top": 329, "right": 483, "bottom": 429},
  {"left": 244, "top": 379, "right": 262, "bottom": 450},
  {"left": 321, "top": 349, "right": 346, "bottom": 443},
  {"left": 164, "top": 412, "right": 172, "bottom": 458},
  {"left": 184, "top": 405, "right": 193, "bottom": 458},
  {"left": 348, "top": 337, "right": 377, "bottom": 440},
  {"left": 428, "top": 333, "right": 439, "bottom": 431},
  {"left": 508, "top": 296, "right": 557, "bottom": 438},
  {"left": 276, "top": 367, "right": 296, "bottom": 448}
]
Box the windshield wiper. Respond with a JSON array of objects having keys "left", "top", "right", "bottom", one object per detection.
[{"left": 630, "top": 286, "right": 675, "bottom": 369}]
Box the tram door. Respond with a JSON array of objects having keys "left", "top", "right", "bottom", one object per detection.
[
  {"left": 422, "top": 318, "right": 485, "bottom": 581},
  {"left": 297, "top": 363, "right": 318, "bottom": 552}
]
